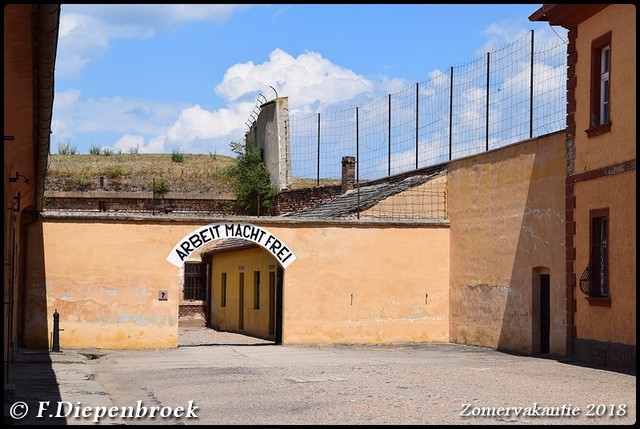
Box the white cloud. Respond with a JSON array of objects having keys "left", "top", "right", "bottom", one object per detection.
[
  {"left": 52, "top": 90, "right": 184, "bottom": 134},
  {"left": 63, "top": 4, "right": 254, "bottom": 27},
  {"left": 113, "top": 134, "right": 166, "bottom": 154},
  {"left": 166, "top": 104, "right": 251, "bottom": 143},
  {"left": 56, "top": 4, "right": 256, "bottom": 78},
  {"left": 165, "top": 48, "right": 384, "bottom": 152},
  {"left": 215, "top": 49, "right": 375, "bottom": 115},
  {"left": 52, "top": 47, "right": 386, "bottom": 155},
  {"left": 50, "top": 89, "right": 186, "bottom": 152},
  {"left": 477, "top": 20, "right": 530, "bottom": 55},
  {"left": 476, "top": 20, "right": 567, "bottom": 58}
]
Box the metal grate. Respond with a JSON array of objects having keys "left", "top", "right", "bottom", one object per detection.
[
  {"left": 184, "top": 262, "right": 207, "bottom": 301},
  {"left": 579, "top": 264, "right": 593, "bottom": 296}
]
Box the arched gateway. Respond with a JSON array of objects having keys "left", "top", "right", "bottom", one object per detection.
[
  {"left": 167, "top": 222, "right": 296, "bottom": 268},
  {"left": 168, "top": 222, "right": 296, "bottom": 343}
]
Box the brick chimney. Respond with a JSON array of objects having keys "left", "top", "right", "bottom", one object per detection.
[{"left": 341, "top": 156, "right": 356, "bottom": 193}]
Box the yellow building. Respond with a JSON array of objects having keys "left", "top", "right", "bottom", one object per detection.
[
  {"left": 205, "top": 243, "right": 282, "bottom": 342},
  {"left": 4, "top": 4, "right": 61, "bottom": 376},
  {"left": 530, "top": 4, "right": 636, "bottom": 368}
]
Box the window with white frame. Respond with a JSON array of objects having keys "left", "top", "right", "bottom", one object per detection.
[
  {"left": 599, "top": 45, "right": 610, "bottom": 125},
  {"left": 588, "top": 31, "right": 612, "bottom": 136}
]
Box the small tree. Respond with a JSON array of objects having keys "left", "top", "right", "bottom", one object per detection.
[
  {"left": 171, "top": 147, "right": 184, "bottom": 163},
  {"left": 153, "top": 178, "right": 169, "bottom": 196},
  {"left": 224, "top": 141, "right": 276, "bottom": 216}
]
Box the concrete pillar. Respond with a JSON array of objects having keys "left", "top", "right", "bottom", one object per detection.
[{"left": 341, "top": 156, "right": 356, "bottom": 193}]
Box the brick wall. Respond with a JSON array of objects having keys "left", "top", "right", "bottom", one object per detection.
[
  {"left": 179, "top": 304, "right": 207, "bottom": 318},
  {"left": 44, "top": 193, "right": 233, "bottom": 214},
  {"left": 179, "top": 304, "right": 207, "bottom": 327},
  {"left": 275, "top": 185, "right": 343, "bottom": 215}
]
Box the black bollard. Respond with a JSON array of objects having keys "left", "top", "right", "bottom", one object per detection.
[{"left": 52, "top": 309, "right": 61, "bottom": 352}]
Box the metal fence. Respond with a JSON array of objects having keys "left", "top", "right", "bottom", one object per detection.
[{"left": 288, "top": 30, "right": 567, "bottom": 183}]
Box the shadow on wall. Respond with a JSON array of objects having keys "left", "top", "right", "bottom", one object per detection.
[
  {"left": 448, "top": 133, "right": 565, "bottom": 358},
  {"left": 22, "top": 218, "right": 50, "bottom": 349},
  {"left": 497, "top": 137, "right": 565, "bottom": 357},
  {"left": 5, "top": 218, "right": 65, "bottom": 425}
]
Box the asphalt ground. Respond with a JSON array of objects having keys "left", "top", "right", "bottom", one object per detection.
[{"left": 4, "top": 327, "right": 636, "bottom": 425}]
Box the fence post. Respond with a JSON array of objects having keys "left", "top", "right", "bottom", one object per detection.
[
  {"left": 152, "top": 178, "right": 155, "bottom": 215},
  {"left": 486, "top": 51, "right": 490, "bottom": 151},
  {"left": 317, "top": 112, "right": 320, "bottom": 186},
  {"left": 530, "top": 29, "right": 535, "bottom": 139},
  {"left": 356, "top": 107, "right": 360, "bottom": 219},
  {"left": 388, "top": 94, "right": 391, "bottom": 177},
  {"left": 449, "top": 66, "right": 454, "bottom": 160},
  {"left": 415, "top": 82, "right": 419, "bottom": 170}
]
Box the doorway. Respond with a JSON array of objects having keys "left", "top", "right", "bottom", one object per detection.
[
  {"left": 238, "top": 272, "right": 244, "bottom": 330},
  {"left": 532, "top": 267, "right": 550, "bottom": 354},
  {"left": 275, "top": 266, "right": 283, "bottom": 345},
  {"left": 539, "top": 274, "right": 550, "bottom": 354}
]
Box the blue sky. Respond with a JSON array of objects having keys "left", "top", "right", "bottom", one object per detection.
[{"left": 51, "top": 4, "right": 567, "bottom": 157}]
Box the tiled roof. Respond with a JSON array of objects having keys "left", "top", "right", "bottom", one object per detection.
[
  {"left": 200, "top": 238, "right": 256, "bottom": 257},
  {"left": 286, "top": 171, "right": 442, "bottom": 219}
]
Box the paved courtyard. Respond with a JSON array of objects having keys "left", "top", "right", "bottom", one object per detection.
[{"left": 4, "top": 327, "right": 636, "bottom": 425}]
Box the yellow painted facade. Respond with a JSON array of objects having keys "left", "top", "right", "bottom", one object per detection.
[
  {"left": 573, "top": 173, "right": 636, "bottom": 345},
  {"left": 207, "top": 222, "right": 451, "bottom": 345},
  {"left": 448, "top": 132, "right": 567, "bottom": 356},
  {"left": 35, "top": 131, "right": 567, "bottom": 353},
  {"left": 210, "top": 246, "right": 279, "bottom": 340},
  {"left": 33, "top": 220, "right": 186, "bottom": 349},
  {"left": 359, "top": 173, "right": 448, "bottom": 219},
  {"left": 530, "top": 3, "right": 636, "bottom": 369},
  {"left": 572, "top": 4, "right": 636, "bottom": 173},
  {"left": 570, "top": 4, "right": 636, "bottom": 351},
  {"left": 35, "top": 217, "right": 450, "bottom": 349},
  {"left": 273, "top": 224, "right": 450, "bottom": 345}
]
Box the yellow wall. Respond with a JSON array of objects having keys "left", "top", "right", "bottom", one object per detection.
[
  {"left": 35, "top": 129, "right": 572, "bottom": 352},
  {"left": 22, "top": 219, "right": 49, "bottom": 348},
  {"left": 270, "top": 224, "right": 450, "bottom": 345},
  {"left": 211, "top": 246, "right": 278, "bottom": 340},
  {"left": 34, "top": 220, "right": 198, "bottom": 349},
  {"left": 573, "top": 4, "right": 636, "bottom": 172},
  {"left": 208, "top": 223, "right": 451, "bottom": 345},
  {"left": 359, "top": 173, "right": 447, "bottom": 219},
  {"left": 448, "top": 132, "right": 567, "bottom": 355},
  {"left": 37, "top": 217, "right": 449, "bottom": 348}
]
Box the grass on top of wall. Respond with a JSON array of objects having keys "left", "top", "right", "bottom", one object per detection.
[
  {"left": 45, "top": 153, "right": 235, "bottom": 194},
  {"left": 45, "top": 153, "right": 340, "bottom": 194}
]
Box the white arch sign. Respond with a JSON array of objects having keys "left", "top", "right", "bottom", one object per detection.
[{"left": 167, "top": 222, "right": 296, "bottom": 268}]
